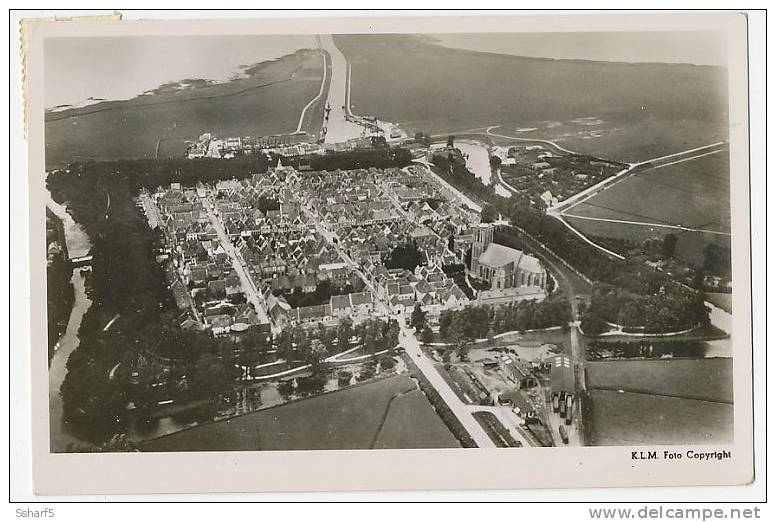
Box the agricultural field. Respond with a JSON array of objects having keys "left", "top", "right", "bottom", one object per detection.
[
  {"left": 45, "top": 50, "right": 325, "bottom": 168},
  {"left": 334, "top": 34, "right": 728, "bottom": 163},
  {"left": 141, "top": 374, "right": 459, "bottom": 451},
  {"left": 563, "top": 149, "right": 731, "bottom": 266},
  {"left": 586, "top": 390, "right": 733, "bottom": 446},
  {"left": 585, "top": 358, "right": 733, "bottom": 404},
  {"left": 373, "top": 389, "right": 460, "bottom": 449}
]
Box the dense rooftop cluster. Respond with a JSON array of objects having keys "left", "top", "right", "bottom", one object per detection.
[{"left": 141, "top": 162, "right": 493, "bottom": 336}]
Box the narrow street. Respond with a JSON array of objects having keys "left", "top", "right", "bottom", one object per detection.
[
  {"left": 298, "top": 201, "right": 496, "bottom": 448},
  {"left": 200, "top": 197, "right": 271, "bottom": 327}
]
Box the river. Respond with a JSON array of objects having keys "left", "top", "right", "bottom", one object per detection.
[
  {"left": 127, "top": 361, "right": 402, "bottom": 442},
  {"left": 46, "top": 194, "right": 92, "bottom": 452}
]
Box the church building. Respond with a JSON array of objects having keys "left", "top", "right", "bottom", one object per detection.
[{"left": 470, "top": 224, "right": 547, "bottom": 291}]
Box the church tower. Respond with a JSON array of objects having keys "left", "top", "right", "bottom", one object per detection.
[{"left": 470, "top": 223, "right": 494, "bottom": 273}]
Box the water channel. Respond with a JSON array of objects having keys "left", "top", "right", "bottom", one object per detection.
[
  {"left": 47, "top": 194, "right": 92, "bottom": 452},
  {"left": 434, "top": 141, "right": 513, "bottom": 198}
]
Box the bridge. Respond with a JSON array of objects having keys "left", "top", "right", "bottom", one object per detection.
[{"left": 69, "top": 255, "right": 93, "bottom": 268}]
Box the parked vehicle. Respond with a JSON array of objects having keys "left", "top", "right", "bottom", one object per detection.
[
  {"left": 565, "top": 396, "right": 574, "bottom": 425},
  {"left": 559, "top": 425, "right": 569, "bottom": 444},
  {"left": 559, "top": 398, "right": 567, "bottom": 418},
  {"left": 552, "top": 394, "right": 560, "bottom": 413}
]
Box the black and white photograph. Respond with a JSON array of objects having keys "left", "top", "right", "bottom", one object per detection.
[{"left": 17, "top": 10, "right": 759, "bottom": 495}]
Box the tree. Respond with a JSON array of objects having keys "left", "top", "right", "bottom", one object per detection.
[
  {"left": 385, "top": 240, "right": 422, "bottom": 271},
  {"left": 703, "top": 243, "right": 732, "bottom": 278},
  {"left": 385, "top": 319, "right": 400, "bottom": 349},
  {"left": 662, "top": 233, "right": 679, "bottom": 258},
  {"left": 337, "top": 317, "right": 354, "bottom": 352},
  {"left": 188, "top": 354, "right": 232, "bottom": 399},
  {"left": 306, "top": 339, "right": 330, "bottom": 372},
  {"left": 580, "top": 313, "right": 608, "bottom": 336},
  {"left": 456, "top": 340, "right": 471, "bottom": 362},
  {"left": 421, "top": 325, "right": 434, "bottom": 345},
  {"left": 480, "top": 203, "right": 497, "bottom": 224},
  {"left": 444, "top": 320, "right": 472, "bottom": 362},
  {"left": 446, "top": 135, "right": 456, "bottom": 148},
  {"left": 410, "top": 304, "right": 427, "bottom": 332},
  {"left": 276, "top": 329, "right": 294, "bottom": 361}
]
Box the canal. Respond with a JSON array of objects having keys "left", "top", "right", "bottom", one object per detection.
[
  {"left": 435, "top": 140, "right": 513, "bottom": 198},
  {"left": 46, "top": 194, "right": 93, "bottom": 452}
]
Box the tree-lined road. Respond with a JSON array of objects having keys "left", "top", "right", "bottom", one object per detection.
[{"left": 398, "top": 329, "right": 496, "bottom": 448}]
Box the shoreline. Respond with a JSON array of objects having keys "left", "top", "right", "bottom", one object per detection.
[{"left": 45, "top": 48, "right": 321, "bottom": 121}]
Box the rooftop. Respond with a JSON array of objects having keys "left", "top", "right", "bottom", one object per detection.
[{"left": 477, "top": 243, "right": 543, "bottom": 274}]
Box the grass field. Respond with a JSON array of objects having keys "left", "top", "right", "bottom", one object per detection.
[
  {"left": 141, "top": 374, "right": 459, "bottom": 451},
  {"left": 334, "top": 34, "right": 728, "bottom": 163},
  {"left": 586, "top": 358, "right": 733, "bottom": 404},
  {"left": 564, "top": 149, "right": 731, "bottom": 265},
  {"left": 587, "top": 390, "right": 733, "bottom": 446},
  {"left": 45, "top": 50, "right": 324, "bottom": 168},
  {"left": 373, "top": 389, "right": 460, "bottom": 449},
  {"left": 706, "top": 292, "right": 733, "bottom": 314}
]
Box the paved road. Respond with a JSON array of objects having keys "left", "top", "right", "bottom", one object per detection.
[
  {"left": 468, "top": 404, "right": 535, "bottom": 447},
  {"left": 413, "top": 158, "right": 591, "bottom": 445},
  {"left": 485, "top": 126, "right": 580, "bottom": 156},
  {"left": 560, "top": 213, "right": 731, "bottom": 236},
  {"left": 552, "top": 143, "right": 726, "bottom": 214},
  {"left": 398, "top": 328, "right": 496, "bottom": 448},
  {"left": 200, "top": 197, "right": 271, "bottom": 327},
  {"left": 298, "top": 200, "right": 497, "bottom": 448}
]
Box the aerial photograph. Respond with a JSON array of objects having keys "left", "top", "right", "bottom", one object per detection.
[{"left": 44, "top": 30, "right": 733, "bottom": 453}]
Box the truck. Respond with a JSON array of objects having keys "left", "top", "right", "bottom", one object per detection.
[
  {"left": 565, "top": 395, "right": 574, "bottom": 425},
  {"left": 559, "top": 425, "right": 569, "bottom": 444},
  {"left": 549, "top": 354, "right": 575, "bottom": 418}
]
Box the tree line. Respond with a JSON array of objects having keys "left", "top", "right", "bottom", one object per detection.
[
  {"left": 427, "top": 151, "right": 710, "bottom": 333},
  {"left": 47, "top": 156, "right": 274, "bottom": 196},
  {"left": 438, "top": 295, "right": 571, "bottom": 342},
  {"left": 308, "top": 147, "right": 413, "bottom": 171}
]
